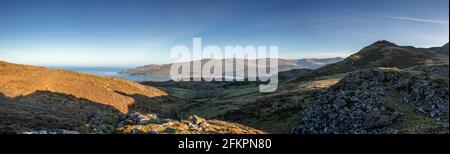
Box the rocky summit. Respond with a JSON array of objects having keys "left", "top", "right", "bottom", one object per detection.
[
  {"left": 299, "top": 41, "right": 449, "bottom": 79},
  {"left": 295, "top": 66, "right": 449, "bottom": 134}
]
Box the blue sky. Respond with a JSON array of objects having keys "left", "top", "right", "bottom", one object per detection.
[{"left": 0, "top": 0, "right": 448, "bottom": 67}]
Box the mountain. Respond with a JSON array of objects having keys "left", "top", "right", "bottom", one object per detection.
[
  {"left": 429, "top": 43, "right": 449, "bottom": 55},
  {"left": 290, "top": 41, "right": 449, "bottom": 134},
  {"left": 295, "top": 57, "right": 346, "bottom": 69},
  {"left": 120, "top": 57, "right": 344, "bottom": 77},
  {"left": 292, "top": 41, "right": 449, "bottom": 81},
  {"left": 0, "top": 61, "right": 264, "bottom": 134}
]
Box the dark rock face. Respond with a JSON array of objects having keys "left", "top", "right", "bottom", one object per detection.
[
  {"left": 88, "top": 113, "right": 121, "bottom": 134},
  {"left": 88, "top": 112, "right": 161, "bottom": 133},
  {"left": 400, "top": 65, "right": 449, "bottom": 119},
  {"left": 295, "top": 68, "right": 404, "bottom": 134},
  {"left": 297, "top": 97, "right": 402, "bottom": 134},
  {"left": 295, "top": 67, "right": 449, "bottom": 134},
  {"left": 400, "top": 79, "right": 449, "bottom": 119},
  {"left": 408, "top": 65, "right": 449, "bottom": 78}
]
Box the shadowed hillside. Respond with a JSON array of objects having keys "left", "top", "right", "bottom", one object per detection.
[
  {"left": 0, "top": 91, "right": 121, "bottom": 133},
  {"left": 0, "top": 61, "right": 168, "bottom": 113},
  {"left": 0, "top": 61, "right": 266, "bottom": 134}
]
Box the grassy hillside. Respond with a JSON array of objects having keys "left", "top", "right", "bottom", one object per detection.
[
  {"left": 142, "top": 41, "right": 449, "bottom": 134},
  {"left": 291, "top": 41, "right": 448, "bottom": 82},
  {"left": 1, "top": 61, "right": 265, "bottom": 134},
  {"left": 149, "top": 73, "right": 343, "bottom": 133},
  {"left": 0, "top": 61, "right": 169, "bottom": 113}
]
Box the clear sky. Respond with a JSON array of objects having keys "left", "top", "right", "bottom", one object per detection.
[{"left": 0, "top": 0, "right": 448, "bottom": 67}]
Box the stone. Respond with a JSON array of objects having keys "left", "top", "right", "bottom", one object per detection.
[
  {"left": 23, "top": 129, "right": 80, "bottom": 134},
  {"left": 333, "top": 98, "right": 347, "bottom": 108},
  {"left": 188, "top": 115, "right": 206, "bottom": 125}
]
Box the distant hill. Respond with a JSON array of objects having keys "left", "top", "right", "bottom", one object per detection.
[{"left": 120, "top": 57, "right": 344, "bottom": 77}]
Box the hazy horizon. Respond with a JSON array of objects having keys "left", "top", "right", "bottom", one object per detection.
[{"left": 0, "top": 0, "right": 448, "bottom": 67}]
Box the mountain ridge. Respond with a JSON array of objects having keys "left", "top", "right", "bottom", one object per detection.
[
  {"left": 291, "top": 41, "right": 449, "bottom": 81},
  {"left": 120, "top": 57, "right": 344, "bottom": 77}
]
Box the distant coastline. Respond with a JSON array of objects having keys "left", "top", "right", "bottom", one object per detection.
[{"left": 46, "top": 66, "right": 171, "bottom": 82}]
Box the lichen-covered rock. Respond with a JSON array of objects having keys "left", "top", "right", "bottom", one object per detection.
[
  {"left": 408, "top": 64, "right": 449, "bottom": 78},
  {"left": 126, "top": 112, "right": 160, "bottom": 125},
  {"left": 295, "top": 67, "right": 449, "bottom": 134},
  {"left": 399, "top": 79, "right": 449, "bottom": 119},
  {"left": 114, "top": 113, "right": 266, "bottom": 134},
  {"left": 22, "top": 129, "right": 80, "bottom": 134},
  {"left": 188, "top": 115, "right": 206, "bottom": 125},
  {"left": 295, "top": 71, "right": 403, "bottom": 134},
  {"left": 87, "top": 113, "right": 117, "bottom": 133}
]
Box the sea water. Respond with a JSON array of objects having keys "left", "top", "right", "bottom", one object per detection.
[{"left": 46, "top": 66, "right": 171, "bottom": 82}]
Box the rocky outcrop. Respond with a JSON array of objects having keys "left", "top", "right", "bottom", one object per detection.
[
  {"left": 295, "top": 67, "right": 449, "bottom": 134},
  {"left": 22, "top": 129, "right": 80, "bottom": 134},
  {"left": 295, "top": 68, "right": 404, "bottom": 134},
  {"left": 17, "top": 112, "right": 265, "bottom": 134},
  {"left": 399, "top": 77, "right": 449, "bottom": 119},
  {"left": 87, "top": 112, "right": 266, "bottom": 134},
  {"left": 408, "top": 64, "right": 449, "bottom": 78}
]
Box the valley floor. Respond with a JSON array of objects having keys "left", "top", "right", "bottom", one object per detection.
[{"left": 145, "top": 65, "right": 449, "bottom": 134}]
